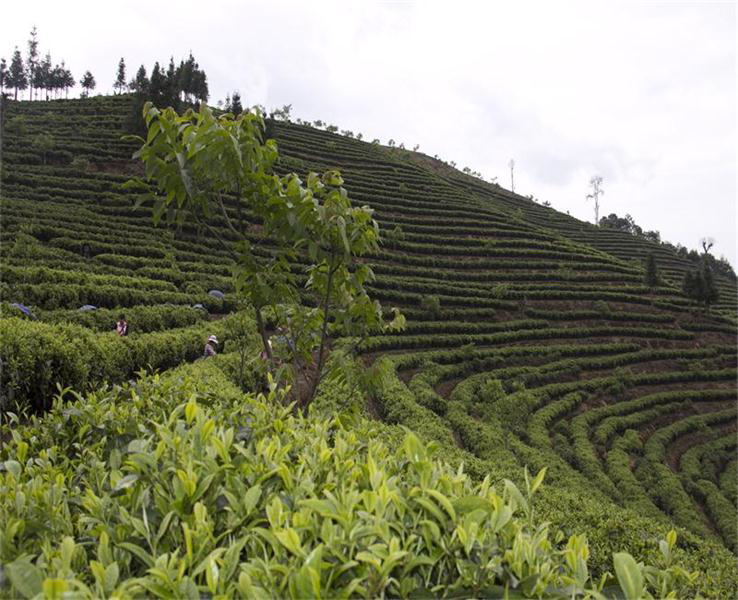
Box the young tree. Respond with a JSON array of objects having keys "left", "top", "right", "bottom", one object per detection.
[
  {"left": 49, "top": 63, "right": 62, "bottom": 98},
  {"left": 128, "top": 103, "right": 404, "bottom": 409},
  {"left": 682, "top": 259, "right": 719, "bottom": 311},
  {"left": 114, "top": 57, "right": 127, "bottom": 94},
  {"left": 587, "top": 175, "right": 604, "bottom": 225},
  {"left": 701, "top": 263, "right": 719, "bottom": 309},
  {"left": 60, "top": 62, "right": 74, "bottom": 98},
  {"left": 644, "top": 253, "right": 660, "bottom": 288},
  {"left": 26, "top": 26, "right": 39, "bottom": 100},
  {"left": 509, "top": 159, "right": 515, "bottom": 192},
  {"left": 36, "top": 52, "right": 51, "bottom": 100},
  {"left": 682, "top": 270, "right": 697, "bottom": 300},
  {"left": 32, "top": 132, "right": 54, "bottom": 165},
  {"left": 80, "top": 71, "right": 96, "bottom": 97},
  {"left": 8, "top": 48, "right": 28, "bottom": 100}
]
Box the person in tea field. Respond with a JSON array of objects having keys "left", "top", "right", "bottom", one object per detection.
[
  {"left": 203, "top": 334, "right": 219, "bottom": 358},
  {"left": 273, "top": 326, "right": 294, "bottom": 354},
  {"left": 116, "top": 314, "right": 129, "bottom": 336},
  {"left": 259, "top": 338, "right": 273, "bottom": 362}
]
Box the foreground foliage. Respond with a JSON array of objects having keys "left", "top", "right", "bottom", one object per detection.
[{"left": 0, "top": 360, "right": 697, "bottom": 599}]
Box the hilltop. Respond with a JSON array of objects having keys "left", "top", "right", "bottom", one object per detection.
[{"left": 1, "top": 95, "right": 736, "bottom": 596}]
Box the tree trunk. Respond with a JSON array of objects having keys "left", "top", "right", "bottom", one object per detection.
[
  {"left": 306, "top": 260, "right": 337, "bottom": 408},
  {"left": 254, "top": 306, "right": 273, "bottom": 363}
]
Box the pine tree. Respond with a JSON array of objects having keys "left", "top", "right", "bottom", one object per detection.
[
  {"left": 682, "top": 270, "right": 698, "bottom": 301},
  {"left": 0, "top": 58, "right": 7, "bottom": 95},
  {"left": 26, "top": 26, "right": 39, "bottom": 100},
  {"left": 9, "top": 48, "right": 28, "bottom": 100},
  {"left": 130, "top": 65, "right": 149, "bottom": 94},
  {"left": 80, "top": 71, "right": 96, "bottom": 97},
  {"left": 700, "top": 263, "right": 719, "bottom": 310},
  {"left": 114, "top": 58, "right": 127, "bottom": 94},
  {"left": 682, "top": 264, "right": 719, "bottom": 311},
  {"left": 191, "top": 68, "right": 208, "bottom": 102},
  {"left": 230, "top": 91, "right": 243, "bottom": 115},
  {"left": 37, "top": 52, "right": 51, "bottom": 100},
  {"left": 149, "top": 62, "right": 165, "bottom": 104},
  {"left": 178, "top": 53, "right": 194, "bottom": 102},
  {"left": 164, "top": 57, "right": 178, "bottom": 108},
  {"left": 644, "top": 253, "right": 659, "bottom": 288}
]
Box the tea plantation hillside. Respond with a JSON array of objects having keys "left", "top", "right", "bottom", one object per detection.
[
  {"left": 420, "top": 163, "right": 738, "bottom": 319},
  {"left": 1, "top": 95, "right": 737, "bottom": 595}
]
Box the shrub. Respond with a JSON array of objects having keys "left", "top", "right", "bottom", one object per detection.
[
  {"left": 0, "top": 317, "right": 221, "bottom": 414},
  {"left": 0, "top": 363, "right": 698, "bottom": 599},
  {"left": 70, "top": 156, "right": 91, "bottom": 171},
  {"left": 419, "top": 294, "right": 441, "bottom": 315}
]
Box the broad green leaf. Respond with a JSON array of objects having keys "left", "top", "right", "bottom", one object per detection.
[
  {"left": 242, "top": 484, "right": 262, "bottom": 514},
  {"left": 403, "top": 432, "right": 426, "bottom": 463},
  {"left": 5, "top": 558, "right": 43, "bottom": 599},
  {"left": 530, "top": 467, "right": 547, "bottom": 495},
  {"left": 453, "top": 496, "right": 489, "bottom": 515},
  {"left": 666, "top": 529, "right": 677, "bottom": 549},
  {"left": 42, "top": 578, "right": 68, "bottom": 599},
  {"left": 503, "top": 479, "right": 529, "bottom": 515},
  {"left": 104, "top": 562, "right": 119, "bottom": 593},
  {"left": 414, "top": 496, "right": 446, "bottom": 523},
  {"left": 4, "top": 460, "right": 21, "bottom": 478},
  {"left": 118, "top": 542, "right": 154, "bottom": 567},
  {"left": 426, "top": 488, "right": 456, "bottom": 521},
  {"left": 613, "top": 552, "right": 644, "bottom": 600},
  {"left": 275, "top": 527, "right": 303, "bottom": 556},
  {"left": 113, "top": 474, "right": 139, "bottom": 493}
]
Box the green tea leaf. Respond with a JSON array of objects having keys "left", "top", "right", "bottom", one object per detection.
[
  {"left": 613, "top": 552, "right": 644, "bottom": 600},
  {"left": 3, "top": 460, "right": 21, "bottom": 478},
  {"left": 5, "top": 558, "right": 43, "bottom": 599},
  {"left": 118, "top": 542, "right": 154, "bottom": 568},
  {"left": 113, "top": 474, "right": 139, "bottom": 493}
]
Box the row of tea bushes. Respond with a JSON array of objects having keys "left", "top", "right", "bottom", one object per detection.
[
  {"left": 0, "top": 317, "right": 225, "bottom": 413},
  {"left": 40, "top": 304, "right": 208, "bottom": 333}
]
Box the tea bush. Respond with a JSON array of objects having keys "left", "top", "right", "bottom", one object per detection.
[
  {"left": 0, "top": 317, "right": 222, "bottom": 413},
  {"left": 41, "top": 304, "right": 207, "bottom": 333},
  {"left": 0, "top": 361, "right": 697, "bottom": 598}
]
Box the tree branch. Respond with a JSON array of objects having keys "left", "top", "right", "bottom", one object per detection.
[{"left": 217, "top": 192, "right": 240, "bottom": 238}]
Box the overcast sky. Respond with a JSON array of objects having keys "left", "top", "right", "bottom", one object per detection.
[{"left": 4, "top": 0, "right": 736, "bottom": 266}]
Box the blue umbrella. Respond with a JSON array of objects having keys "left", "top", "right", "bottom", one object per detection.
[
  {"left": 208, "top": 289, "right": 225, "bottom": 299},
  {"left": 79, "top": 305, "right": 97, "bottom": 311}
]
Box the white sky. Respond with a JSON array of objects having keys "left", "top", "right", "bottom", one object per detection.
[{"left": 4, "top": 0, "right": 736, "bottom": 267}]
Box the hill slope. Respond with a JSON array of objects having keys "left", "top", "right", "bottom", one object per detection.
[{"left": 1, "top": 96, "right": 736, "bottom": 589}]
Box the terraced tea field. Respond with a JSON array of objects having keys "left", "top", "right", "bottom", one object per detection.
[{"left": 1, "top": 95, "right": 736, "bottom": 561}]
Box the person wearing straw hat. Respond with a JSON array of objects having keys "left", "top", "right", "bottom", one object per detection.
[{"left": 203, "top": 334, "right": 218, "bottom": 358}]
